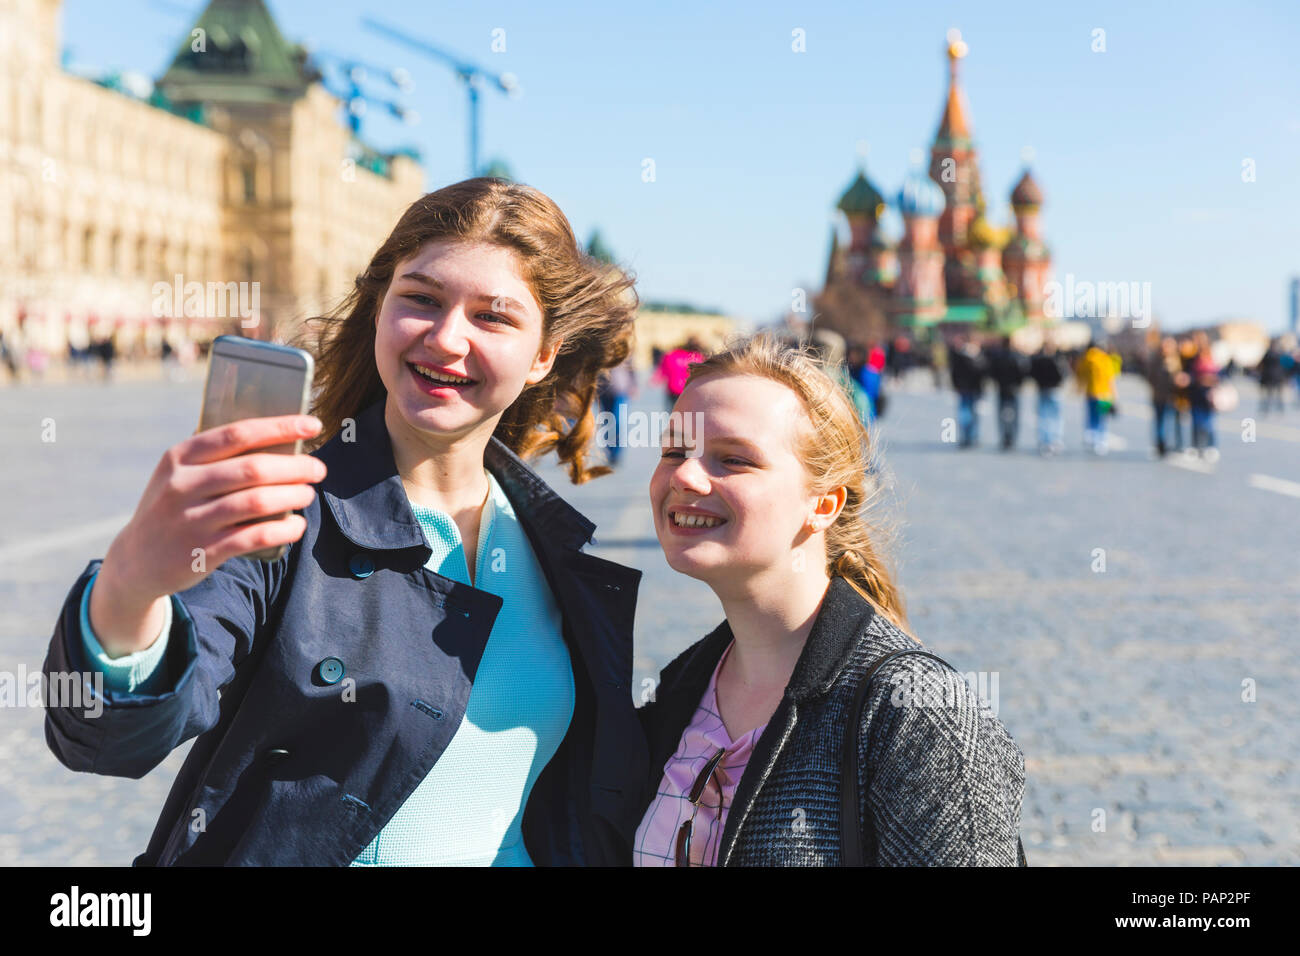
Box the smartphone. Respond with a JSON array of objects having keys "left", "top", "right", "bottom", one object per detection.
[{"left": 198, "top": 335, "right": 315, "bottom": 562}]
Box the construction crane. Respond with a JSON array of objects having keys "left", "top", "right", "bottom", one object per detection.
[
  {"left": 306, "top": 47, "right": 418, "bottom": 136},
  {"left": 362, "top": 17, "right": 519, "bottom": 177}
]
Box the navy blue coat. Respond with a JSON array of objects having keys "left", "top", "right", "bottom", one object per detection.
[{"left": 42, "top": 397, "right": 646, "bottom": 865}]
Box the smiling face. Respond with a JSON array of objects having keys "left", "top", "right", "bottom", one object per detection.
[
  {"left": 374, "top": 239, "right": 560, "bottom": 446},
  {"left": 650, "top": 372, "right": 839, "bottom": 588}
]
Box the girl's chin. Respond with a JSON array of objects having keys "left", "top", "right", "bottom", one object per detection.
[
  {"left": 395, "top": 397, "right": 498, "bottom": 435},
  {"left": 662, "top": 558, "right": 714, "bottom": 583},
  {"left": 662, "top": 544, "right": 729, "bottom": 576},
  {"left": 661, "top": 541, "right": 775, "bottom": 584}
]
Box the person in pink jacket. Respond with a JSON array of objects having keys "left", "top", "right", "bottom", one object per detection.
[{"left": 653, "top": 337, "right": 706, "bottom": 411}]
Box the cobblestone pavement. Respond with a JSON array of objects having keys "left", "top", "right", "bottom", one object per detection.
[{"left": 3, "top": 369, "right": 1297, "bottom": 865}]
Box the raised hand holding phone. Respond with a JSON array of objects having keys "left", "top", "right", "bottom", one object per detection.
[
  {"left": 90, "top": 413, "right": 326, "bottom": 658},
  {"left": 89, "top": 337, "right": 323, "bottom": 658}
]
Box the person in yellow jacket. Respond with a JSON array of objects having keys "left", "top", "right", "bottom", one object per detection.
[{"left": 1075, "top": 342, "right": 1121, "bottom": 454}]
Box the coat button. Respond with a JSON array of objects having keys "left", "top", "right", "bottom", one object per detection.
[
  {"left": 348, "top": 553, "right": 375, "bottom": 578},
  {"left": 316, "top": 657, "right": 345, "bottom": 684},
  {"left": 265, "top": 748, "right": 290, "bottom": 763}
]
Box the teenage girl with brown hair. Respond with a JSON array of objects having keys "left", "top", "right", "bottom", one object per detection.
[{"left": 43, "top": 178, "right": 648, "bottom": 865}]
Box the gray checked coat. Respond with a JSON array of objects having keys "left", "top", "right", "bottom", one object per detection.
[{"left": 637, "top": 575, "right": 1027, "bottom": 866}]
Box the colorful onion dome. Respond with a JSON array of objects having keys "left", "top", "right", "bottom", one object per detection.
[
  {"left": 897, "top": 166, "right": 946, "bottom": 218},
  {"left": 1011, "top": 169, "right": 1044, "bottom": 207},
  {"left": 837, "top": 168, "right": 886, "bottom": 220},
  {"left": 968, "top": 214, "right": 1008, "bottom": 250}
]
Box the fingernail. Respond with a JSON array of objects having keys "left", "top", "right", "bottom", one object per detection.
[{"left": 304, "top": 416, "right": 322, "bottom": 431}]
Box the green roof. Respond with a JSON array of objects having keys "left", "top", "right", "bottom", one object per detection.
[
  {"left": 346, "top": 139, "right": 401, "bottom": 178},
  {"left": 898, "top": 302, "right": 991, "bottom": 327},
  {"left": 641, "top": 301, "right": 726, "bottom": 316},
  {"left": 158, "top": 0, "right": 312, "bottom": 105},
  {"left": 837, "top": 169, "right": 885, "bottom": 218},
  {"left": 89, "top": 72, "right": 209, "bottom": 126},
  {"left": 937, "top": 304, "right": 989, "bottom": 322}
]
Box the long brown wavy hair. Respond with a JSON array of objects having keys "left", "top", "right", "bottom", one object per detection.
[
  {"left": 293, "top": 177, "right": 637, "bottom": 483},
  {"left": 683, "top": 333, "right": 914, "bottom": 636}
]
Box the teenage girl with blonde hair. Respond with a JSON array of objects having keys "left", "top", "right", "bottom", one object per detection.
[{"left": 634, "top": 333, "right": 1026, "bottom": 866}]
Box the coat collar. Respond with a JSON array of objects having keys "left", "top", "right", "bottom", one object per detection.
[
  {"left": 314, "top": 397, "right": 596, "bottom": 556},
  {"left": 658, "top": 575, "right": 877, "bottom": 711},
  {"left": 784, "top": 575, "right": 879, "bottom": 701}
]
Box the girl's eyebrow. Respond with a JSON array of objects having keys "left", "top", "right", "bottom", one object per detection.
[
  {"left": 709, "top": 435, "right": 763, "bottom": 454},
  {"left": 397, "top": 272, "right": 528, "bottom": 315},
  {"left": 659, "top": 430, "right": 763, "bottom": 456},
  {"left": 398, "top": 271, "right": 443, "bottom": 288}
]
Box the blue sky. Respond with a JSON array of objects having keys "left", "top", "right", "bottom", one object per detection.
[{"left": 62, "top": 0, "right": 1300, "bottom": 331}]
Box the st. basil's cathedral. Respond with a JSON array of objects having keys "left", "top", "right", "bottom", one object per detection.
[{"left": 818, "top": 30, "right": 1052, "bottom": 343}]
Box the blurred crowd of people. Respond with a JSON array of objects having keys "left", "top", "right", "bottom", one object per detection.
[
  {"left": 0, "top": 323, "right": 206, "bottom": 385},
  {"left": 509, "top": 327, "right": 1296, "bottom": 472},
  {"left": 933, "top": 330, "right": 1300, "bottom": 462},
  {"left": 945, "top": 333, "right": 1119, "bottom": 455},
  {"left": 630, "top": 327, "right": 1295, "bottom": 468}
]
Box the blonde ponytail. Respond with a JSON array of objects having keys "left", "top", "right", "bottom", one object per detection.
[{"left": 829, "top": 526, "right": 914, "bottom": 640}]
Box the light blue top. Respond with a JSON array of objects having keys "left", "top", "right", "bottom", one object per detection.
[
  {"left": 350, "top": 470, "right": 574, "bottom": 866},
  {"left": 79, "top": 468, "right": 575, "bottom": 867},
  {"left": 78, "top": 571, "right": 176, "bottom": 696}
]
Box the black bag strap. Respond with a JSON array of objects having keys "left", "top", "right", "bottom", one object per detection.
[{"left": 840, "top": 648, "right": 1028, "bottom": 866}]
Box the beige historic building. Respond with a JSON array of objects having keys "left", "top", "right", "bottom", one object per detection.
[
  {"left": 0, "top": 0, "right": 424, "bottom": 363},
  {"left": 631, "top": 306, "right": 744, "bottom": 370}
]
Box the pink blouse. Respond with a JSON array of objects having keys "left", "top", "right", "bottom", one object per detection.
[{"left": 634, "top": 640, "right": 768, "bottom": 866}]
